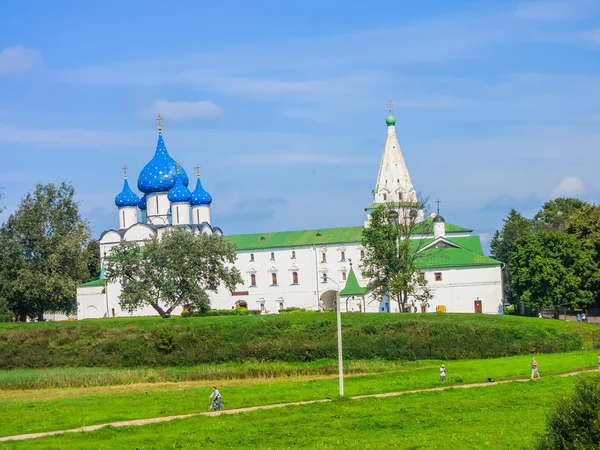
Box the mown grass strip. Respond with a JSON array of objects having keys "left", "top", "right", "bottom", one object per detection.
[
  {"left": 4, "top": 374, "right": 598, "bottom": 449},
  {"left": 0, "top": 351, "right": 596, "bottom": 438}
]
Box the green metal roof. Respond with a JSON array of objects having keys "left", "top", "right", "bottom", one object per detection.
[
  {"left": 226, "top": 226, "right": 364, "bottom": 251},
  {"left": 416, "top": 217, "right": 472, "bottom": 234},
  {"left": 340, "top": 266, "right": 366, "bottom": 296},
  {"left": 417, "top": 246, "right": 501, "bottom": 269},
  {"left": 227, "top": 220, "right": 473, "bottom": 252},
  {"left": 77, "top": 278, "right": 105, "bottom": 287}
]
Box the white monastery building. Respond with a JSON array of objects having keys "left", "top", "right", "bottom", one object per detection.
[{"left": 76, "top": 112, "right": 503, "bottom": 319}]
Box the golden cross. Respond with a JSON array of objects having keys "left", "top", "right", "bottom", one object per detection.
[
  {"left": 194, "top": 164, "right": 202, "bottom": 177},
  {"left": 436, "top": 199, "right": 441, "bottom": 214},
  {"left": 156, "top": 113, "right": 163, "bottom": 131},
  {"left": 386, "top": 100, "right": 394, "bottom": 113},
  {"left": 122, "top": 164, "right": 128, "bottom": 179},
  {"left": 175, "top": 159, "right": 181, "bottom": 174}
]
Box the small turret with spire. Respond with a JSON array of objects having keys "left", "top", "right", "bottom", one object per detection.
[
  {"left": 190, "top": 163, "right": 213, "bottom": 225},
  {"left": 168, "top": 160, "right": 192, "bottom": 226},
  {"left": 433, "top": 199, "right": 446, "bottom": 238},
  {"left": 114, "top": 164, "right": 140, "bottom": 229}
]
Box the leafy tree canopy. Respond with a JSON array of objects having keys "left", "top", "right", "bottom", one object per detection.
[
  {"left": 360, "top": 204, "right": 432, "bottom": 312},
  {"left": 534, "top": 197, "right": 586, "bottom": 231},
  {"left": 106, "top": 229, "right": 243, "bottom": 318},
  {"left": 0, "top": 182, "right": 91, "bottom": 321},
  {"left": 538, "top": 376, "right": 600, "bottom": 449},
  {"left": 508, "top": 231, "right": 599, "bottom": 310}
]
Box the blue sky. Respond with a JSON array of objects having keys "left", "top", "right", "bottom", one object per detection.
[{"left": 1, "top": 0, "right": 600, "bottom": 251}]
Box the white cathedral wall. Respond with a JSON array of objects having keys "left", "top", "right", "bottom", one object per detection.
[
  {"left": 423, "top": 266, "right": 503, "bottom": 314},
  {"left": 210, "top": 243, "right": 367, "bottom": 313},
  {"left": 76, "top": 286, "right": 107, "bottom": 320}
]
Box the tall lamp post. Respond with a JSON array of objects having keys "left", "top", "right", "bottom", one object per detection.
[{"left": 326, "top": 276, "right": 344, "bottom": 397}]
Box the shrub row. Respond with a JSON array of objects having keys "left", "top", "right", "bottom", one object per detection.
[
  {"left": 0, "top": 314, "right": 589, "bottom": 369},
  {"left": 181, "top": 308, "right": 262, "bottom": 317}
]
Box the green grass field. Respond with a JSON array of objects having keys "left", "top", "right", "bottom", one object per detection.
[
  {"left": 0, "top": 351, "right": 596, "bottom": 439},
  {"left": 5, "top": 374, "right": 598, "bottom": 449}
]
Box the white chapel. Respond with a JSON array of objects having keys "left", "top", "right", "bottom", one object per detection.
[{"left": 76, "top": 111, "right": 503, "bottom": 319}]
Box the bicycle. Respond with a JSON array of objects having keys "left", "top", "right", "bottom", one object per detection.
[{"left": 208, "top": 400, "right": 225, "bottom": 412}]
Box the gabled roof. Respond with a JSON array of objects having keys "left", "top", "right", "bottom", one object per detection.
[
  {"left": 226, "top": 226, "right": 363, "bottom": 251},
  {"left": 340, "top": 266, "right": 366, "bottom": 296},
  {"left": 417, "top": 246, "right": 502, "bottom": 269},
  {"left": 77, "top": 278, "right": 106, "bottom": 287},
  {"left": 414, "top": 217, "right": 472, "bottom": 234},
  {"left": 226, "top": 220, "right": 474, "bottom": 251}
]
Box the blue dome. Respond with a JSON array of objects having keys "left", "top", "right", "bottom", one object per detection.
[
  {"left": 137, "top": 132, "right": 189, "bottom": 193},
  {"left": 167, "top": 172, "right": 192, "bottom": 203},
  {"left": 138, "top": 195, "right": 147, "bottom": 211},
  {"left": 115, "top": 179, "right": 140, "bottom": 207},
  {"left": 190, "top": 176, "right": 212, "bottom": 206}
]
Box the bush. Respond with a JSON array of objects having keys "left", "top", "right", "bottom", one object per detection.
[
  {"left": 538, "top": 375, "right": 600, "bottom": 449},
  {"left": 181, "top": 308, "right": 261, "bottom": 317},
  {"left": 279, "top": 307, "right": 312, "bottom": 314},
  {"left": 0, "top": 314, "right": 589, "bottom": 369}
]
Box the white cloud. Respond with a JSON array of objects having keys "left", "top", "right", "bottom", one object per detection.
[
  {"left": 514, "top": 1, "right": 594, "bottom": 20},
  {"left": 550, "top": 176, "right": 586, "bottom": 198},
  {"left": 479, "top": 232, "right": 491, "bottom": 246},
  {"left": 0, "top": 46, "right": 40, "bottom": 76},
  {"left": 139, "top": 100, "right": 223, "bottom": 120}
]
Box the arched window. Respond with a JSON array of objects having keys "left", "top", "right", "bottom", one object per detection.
[
  {"left": 291, "top": 250, "right": 296, "bottom": 259},
  {"left": 272, "top": 273, "right": 278, "bottom": 285},
  {"left": 270, "top": 252, "right": 275, "bottom": 260},
  {"left": 250, "top": 253, "right": 254, "bottom": 262},
  {"left": 250, "top": 274, "right": 256, "bottom": 287},
  {"left": 342, "top": 272, "right": 347, "bottom": 281},
  {"left": 322, "top": 253, "right": 327, "bottom": 263},
  {"left": 279, "top": 301, "right": 284, "bottom": 311},
  {"left": 340, "top": 251, "right": 346, "bottom": 262},
  {"left": 322, "top": 273, "right": 327, "bottom": 283},
  {"left": 383, "top": 193, "right": 387, "bottom": 201},
  {"left": 292, "top": 272, "right": 298, "bottom": 284},
  {"left": 360, "top": 250, "right": 365, "bottom": 258}
]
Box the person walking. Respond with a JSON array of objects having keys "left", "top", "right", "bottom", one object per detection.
[
  {"left": 209, "top": 386, "right": 222, "bottom": 410},
  {"left": 440, "top": 364, "right": 446, "bottom": 381},
  {"left": 531, "top": 358, "right": 540, "bottom": 379}
]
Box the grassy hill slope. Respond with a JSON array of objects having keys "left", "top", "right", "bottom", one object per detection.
[{"left": 0, "top": 313, "right": 596, "bottom": 369}]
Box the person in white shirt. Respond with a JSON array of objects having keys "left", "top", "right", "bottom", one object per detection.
[
  {"left": 209, "top": 386, "right": 222, "bottom": 410},
  {"left": 440, "top": 365, "right": 446, "bottom": 381}
]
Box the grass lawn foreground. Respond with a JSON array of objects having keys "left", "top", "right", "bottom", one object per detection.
[
  {"left": 5, "top": 374, "right": 599, "bottom": 449},
  {"left": 0, "top": 351, "right": 597, "bottom": 439}
]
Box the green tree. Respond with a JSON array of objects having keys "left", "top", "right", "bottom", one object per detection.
[
  {"left": 490, "top": 209, "right": 532, "bottom": 304},
  {"left": 360, "top": 204, "right": 433, "bottom": 312},
  {"left": 564, "top": 203, "right": 600, "bottom": 260},
  {"left": 534, "top": 197, "right": 586, "bottom": 231},
  {"left": 83, "top": 239, "right": 101, "bottom": 282},
  {"left": 538, "top": 376, "right": 600, "bottom": 449},
  {"left": 0, "top": 183, "right": 92, "bottom": 321},
  {"left": 105, "top": 229, "right": 243, "bottom": 318},
  {"left": 508, "top": 231, "right": 599, "bottom": 310}
]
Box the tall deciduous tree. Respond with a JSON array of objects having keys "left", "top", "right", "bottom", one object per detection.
[
  {"left": 533, "top": 197, "right": 586, "bottom": 231},
  {"left": 490, "top": 209, "right": 532, "bottom": 304},
  {"left": 360, "top": 203, "right": 433, "bottom": 312},
  {"left": 0, "top": 183, "right": 92, "bottom": 321},
  {"left": 106, "top": 229, "right": 243, "bottom": 318},
  {"left": 83, "top": 240, "right": 101, "bottom": 282},
  {"left": 508, "top": 231, "right": 599, "bottom": 310}
]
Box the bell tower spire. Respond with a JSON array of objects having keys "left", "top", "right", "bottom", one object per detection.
[{"left": 366, "top": 104, "right": 424, "bottom": 225}]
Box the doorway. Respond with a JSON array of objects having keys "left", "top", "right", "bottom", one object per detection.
[{"left": 474, "top": 300, "right": 482, "bottom": 314}]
